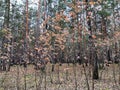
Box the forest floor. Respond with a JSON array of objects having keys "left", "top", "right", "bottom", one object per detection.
[{"left": 0, "top": 63, "right": 120, "bottom": 90}]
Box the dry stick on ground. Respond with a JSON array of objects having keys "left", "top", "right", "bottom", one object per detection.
[
  {"left": 112, "top": 63, "right": 119, "bottom": 90},
  {"left": 34, "top": 69, "right": 38, "bottom": 90},
  {"left": 118, "top": 61, "right": 120, "bottom": 85},
  {"left": 50, "top": 67, "right": 53, "bottom": 84},
  {"left": 73, "top": 64, "right": 77, "bottom": 90},
  {"left": 99, "top": 67, "right": 104, "bottom": 79},
  {"left": 48, "top": 63, "right": 54, "bottom": 84},
  {"left": 83, "top": 65, "right": 90, "bottom": 90},
  {"left": 16, "top": 65, "right": 20, "bottom": 90},
  {"left": 65, "top": 50, "right": 69, "bottom": 81},
  {"left": 57, "top": 63, "right": 61, "bottom": 90},
  {"left": 65, "top": 63, "right": 69, "bottom": 81},
  {"left": 38, "top": 71, "right": 44, "bottom": 90},
  {"left": 92, "top": 66, "right": 94, "bottom": 90},
  {"left": 24, "top": 67, "right": 27, "bottom": 90},
  {"left": 44, "top": 66, "right": 47, "bottom": 90},
  {"left": 92, "top": 57, "right": 95, "bottom": 90},
  {"left": 118, "top": 41, "right": 120, "bottom": 85}
]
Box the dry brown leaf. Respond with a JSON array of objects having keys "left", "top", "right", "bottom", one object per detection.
[
  {"left": 54, "top": 26, "right": 62, "bottom": 30},
  {"left": 64, "top": 17, "right": 70, "bottom": 22},
  {"left": 89, "top": 1, "right": 95, "bottom": 5},
  {"left": 92, "top": 35, "right": 96, "bottom": 39},
  {"left": 69, "top": 11, "right": 76, "bottom": 18}
]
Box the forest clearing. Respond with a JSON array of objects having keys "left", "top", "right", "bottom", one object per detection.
[{"left": 0, "top": 64, "right": 120, "bottom": 90}]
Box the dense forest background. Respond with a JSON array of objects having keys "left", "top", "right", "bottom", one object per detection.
[{"left": 0, "top": 0, "right": 120, "bottom": 90}]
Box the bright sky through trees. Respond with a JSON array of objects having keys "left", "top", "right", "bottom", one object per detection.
[{"left": 15, "top": 0, "right": 38, "bottom": 4}]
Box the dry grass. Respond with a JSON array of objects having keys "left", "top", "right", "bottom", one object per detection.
[{"left": 0, "top": 63, "right": 120, "bottom": 90}]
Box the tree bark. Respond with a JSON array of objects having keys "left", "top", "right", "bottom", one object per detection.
[{"left": 4, "top": 0, "right": 10, "bottom": 28}]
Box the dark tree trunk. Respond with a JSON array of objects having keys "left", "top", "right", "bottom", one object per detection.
[
  {"left": 52, "top": 64, "right": 54, "bottom": 72},
  {"left": 89, "top": 38, "right": 99, "bottom": 80},
  {"left": 93, "top": 52, "right": 99, "bottom": 79},
  {"left": 2, "top": 60, "right": 6, "bottom": 71},
  {"left": 107, "top": 48, "right": 112, "bottom": 62}
]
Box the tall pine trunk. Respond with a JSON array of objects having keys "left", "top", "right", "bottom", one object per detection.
[{"left": 4, "top": 0, "right": 10, "bottom": 28}]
